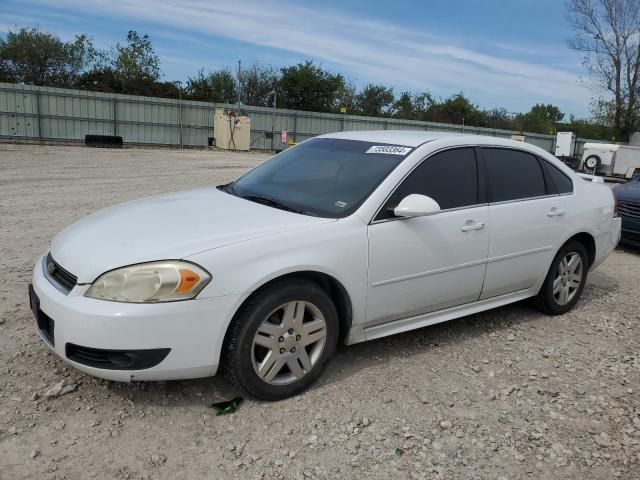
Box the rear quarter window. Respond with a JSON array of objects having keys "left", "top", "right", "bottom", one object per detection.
[{"left": 543, "top": 161, "right": 574, "bottom": 194}]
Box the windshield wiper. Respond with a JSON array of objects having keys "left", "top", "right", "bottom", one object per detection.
[{"left": 241, "top": 195, "right": 316, "bottom": 216}]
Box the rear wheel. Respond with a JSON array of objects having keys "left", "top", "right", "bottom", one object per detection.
[
  {"left": 222, "top": 279, "right": 338, "bottom": 400},
  {"left": 534, "top": 241, "right": 588, "bottom": 315}
]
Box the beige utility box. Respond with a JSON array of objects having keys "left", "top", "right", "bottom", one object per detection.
[{"left": 213, "top": 109, "right": 251, "bottom": 151}]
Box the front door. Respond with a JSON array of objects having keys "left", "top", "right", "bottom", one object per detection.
[{"left": 366, "top": 147, "right": 490, "bottom": 327}]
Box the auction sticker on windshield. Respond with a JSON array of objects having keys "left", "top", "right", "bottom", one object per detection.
[{"left": 365, "top": 145, "right": 412, "bottom": 155}]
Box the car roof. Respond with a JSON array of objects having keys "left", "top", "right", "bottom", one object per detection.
[
  {"left": 319, "top": 129, "right": 524, "bottom": 149},
  {"left": 319, "top": 130, "right": 454, "bottom": 147},
  {"left": 317, "top": 129, "right": 578, "bottom": 180}
]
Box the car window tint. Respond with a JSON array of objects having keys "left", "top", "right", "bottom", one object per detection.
[
  {"left": 230, "top": 138, "right": 410, "bottom": 218},
  {"left": 377, "top": 148, "right": 477, "bottom": 220},
  {"left": 483, "top": 148, "right": 546, "bottom": 202},
  {"left": 543, "top": 161, "right": 573, "bottom": 194}
]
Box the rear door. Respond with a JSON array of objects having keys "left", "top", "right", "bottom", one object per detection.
[{"left": 479, "top": 148, "right": 568, "bottom": 299}]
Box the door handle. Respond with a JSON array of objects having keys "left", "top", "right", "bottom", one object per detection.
[
  {"left": 547, "top": 208, "right": 565, "bottom": 217},
  {"left": 461, "top": 222, "right": 485, "bottom": 232}
]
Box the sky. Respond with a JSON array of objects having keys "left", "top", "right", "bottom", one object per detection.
[{"left": 0, "top": 0, "right": 595, "bottom": 118}]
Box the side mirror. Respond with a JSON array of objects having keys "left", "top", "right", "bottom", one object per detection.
[{"left": 394, "top": 194, "right": 441, "bottom": 217}]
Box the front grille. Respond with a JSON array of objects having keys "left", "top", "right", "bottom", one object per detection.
[
  {"left": 65, "top": 344, "right": 171, "bottom": 370},
  {"left": 621, "top": 228, "right": 640, "bottom": 246},
  {"left": 45, "top": 253, "right": 77, "bottom": 294},
  {"left": 618, "top": 201, "right": 640, "bottom": 220},
  {"left": 37, "top": 310, "right": 55, "bottom": 346}
]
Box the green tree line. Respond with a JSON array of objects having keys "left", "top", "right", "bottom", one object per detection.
[{"left": 0, "top": 26, "right": 617, "bottom": 140}]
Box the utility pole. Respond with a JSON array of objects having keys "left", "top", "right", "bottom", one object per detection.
[
  {"left": 174, "top": 80, "right": 183, "bottom": 150},
  {"left": 268, "top": 90, "right": 277, "bottom": 151},
  {"left": 237, "top": 60, "right": 242, "bottom": 108}
]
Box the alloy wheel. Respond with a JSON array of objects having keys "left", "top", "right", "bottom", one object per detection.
[
  {"left": 251, "top": 301, "right": 327, "bottom": 385},
  {"left": 553, "top": 252, "right": 583, "bottom": 306}
]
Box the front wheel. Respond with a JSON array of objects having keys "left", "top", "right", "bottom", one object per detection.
[
  {"left": 222, "top": 279, "right": 338, "bottom": 400},
  {"left": 534, "top": 241, "right": 588, "bottom": 315}
]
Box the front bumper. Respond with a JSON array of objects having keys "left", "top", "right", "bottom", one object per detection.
[{"left": 31, "top": 254, "right": 242, "bottom": 381}]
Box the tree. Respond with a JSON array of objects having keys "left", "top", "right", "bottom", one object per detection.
[
  {"left": 186, "top": 68, "right": 237, "bottom": 102},
  {"left": 279, "top": 61, "right": 344, "bottom": 112},
  {"left": 425, "top": 93, "right": 485, "bottom": 126},
  {"left": 335, "top": 80, "right": 357, "bottom": 113},
  {"left": 0, "top": 27, "right": 95, "bottom": 87},
  {"left": 560, "top": 115, "right": 616, "bottom": 139},
  {"left": 392, "top": 91, "right": 438, "bottom": 120},
  {"left": 482, "top": 108, "right": 513, "bottom": 130},
  {"left": 76, "top": 30, "right": 167, "bottom": 96},
  {"left": 412, "top": 92, "right": 437, "bottom": 121},
  {"left": 566, "top": 0, "right": 640, "bottom": 140},
  {"left": 76, "top": 68, "right": 182, "bottom": 98},
  {"left": 112, "top": 31, "right": 160, "bottom": 84},
  {"left": 393, "top": 91, "right": 417, "bottom": 119},
  {"left": 238, "top": 64, "right": 279, "bottom": 106},
  {"left": 354, "top": 84, "right": 394, "bottom": 117},
  {"left": 76, "top": 68, "right": 121, "bottom": 93},
  {"left": 514, "top": 103, "right": 564, "bottom": 134}
]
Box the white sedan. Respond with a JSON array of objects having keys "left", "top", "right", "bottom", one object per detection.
[{"left": 30, "top": 131, "right": 621, "bottom": 400}]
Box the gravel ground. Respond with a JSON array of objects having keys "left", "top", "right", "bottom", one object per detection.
[{"left": 0, "top": 143, "right": 639, "bottom": 480}]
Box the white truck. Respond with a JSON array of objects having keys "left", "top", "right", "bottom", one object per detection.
[{"left": 579, "top": 143, "right": 640, "bottom": 179}]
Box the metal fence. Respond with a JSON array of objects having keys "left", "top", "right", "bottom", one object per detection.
[{"left": 0, "top": 82, "right": 608, "bottom": 156}]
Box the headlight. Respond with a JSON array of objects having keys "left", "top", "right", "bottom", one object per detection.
[{"left": 85, "top": 261, "right": 211, "bottom": 303}]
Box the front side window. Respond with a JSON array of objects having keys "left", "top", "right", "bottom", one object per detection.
[
  {"left": 226, "top": 138, "right": 411, "bottom": 218},
  {"left": 482, "top": 148, "right": 546, "bottom": 202},
  {"left": 376, "top": 147, "right": 478, "bottom": 220}
]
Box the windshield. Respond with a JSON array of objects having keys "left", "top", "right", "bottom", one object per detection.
[{"left": 225, "top": 138, "right": 413, "bottom": 218}]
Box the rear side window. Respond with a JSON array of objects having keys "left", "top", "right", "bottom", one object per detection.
[
  {"left": 543, "top": 161, "right": 573, "bottom": 194},
  {"left": 377, "top": 147, "right": 478, "bottom": 220},
  {"left": 483, "top": 148, "right": 546, "bottom": 202}
]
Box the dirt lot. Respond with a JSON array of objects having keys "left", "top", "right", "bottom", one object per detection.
[{"left": 0, "top": 143, "right": 639, "bottom": 480}]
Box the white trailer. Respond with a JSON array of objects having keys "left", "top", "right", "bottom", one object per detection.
[
  {"left": 579, "top": 143, "right": 640, "bottom": 179},
  {"left": 555, "top": 132, "right": 576, "bottom": 158}
]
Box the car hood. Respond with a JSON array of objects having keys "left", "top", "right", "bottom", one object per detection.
[
  {"left": 613, "top": 180, "right": 640, "bottom": 201},
  {"left": 50, "top": 187, "right": 333, "bottom": 283}
]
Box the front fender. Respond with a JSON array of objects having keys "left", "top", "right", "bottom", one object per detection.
[{"left": 186, "top": 217, "right": 369, "bottom": 357}]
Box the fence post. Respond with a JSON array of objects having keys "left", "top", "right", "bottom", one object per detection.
[
  {"left": 36, "top": 91, "right": 42, "bottom": 142},
  {"left": 293, "top": 114, "right": 298, "bottom": 143},
  {"left": 113, "top": 100, "right": 118, "bottom": 137},
  {"left": 178, "top": 97, "right": 183, "bottom": 149}
]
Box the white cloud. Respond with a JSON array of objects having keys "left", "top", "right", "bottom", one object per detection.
[{"left": 26, "top": 0, "right": 591, "bottom": 115}]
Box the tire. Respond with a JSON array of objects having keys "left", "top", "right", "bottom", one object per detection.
[
  {"left": 584, "top": 155, "right": 600, "bottom": 171},
  {"left": 222, "top": 279, "right": 339, "bottom": 401},
  {"left": 534, "top": 241, "right": 589, "bottom": 315}
]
